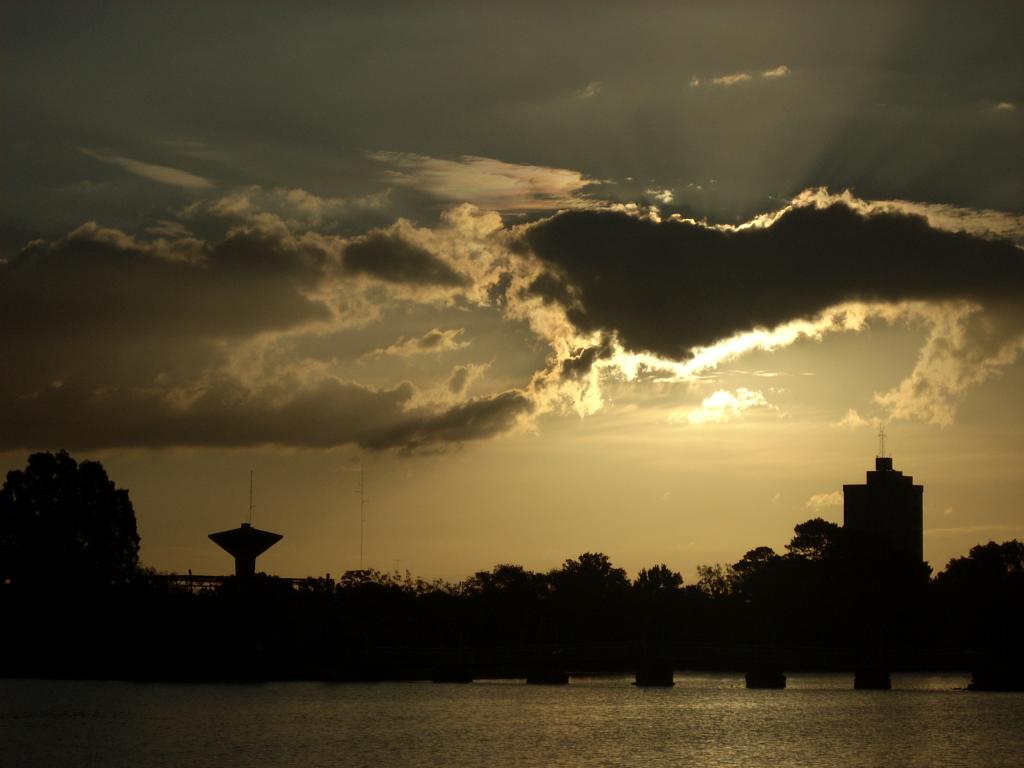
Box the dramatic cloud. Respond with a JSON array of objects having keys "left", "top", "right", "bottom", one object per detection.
[
  {"left": 761, "top": 65, "right": 791, "bottom": 79},
  {"left": 509, "top": 190, "right": 1024, "bottom": 426},
  {"left": 993, "top": 101, "right": 1016, "bottom": 112},
  {"left": 370, "top": 151, "right": 597, "bottom": 211},
  {"left": 788, "top": 188, "right": 1024, "bottom": 246},
  {"left": 3, "top": 181, "right": 1021, "bottom": 453},
  {"left": 81, "top": 149, "right": 213, "bottom": 189},
  {"left": 524, "top": 200, "right": 1024, "bottom": 359},
  {"left": 576, "top": 81, "right": 602, "bottom": 98},
  {"left": 0, "top": 219, "right": 340, "bottom": 444},
  {"left": 873, "top": 304, "right": 1024, "bottom": 426},
  {"left": 0, "top": 197, "right": 524, "bottom": 453}
]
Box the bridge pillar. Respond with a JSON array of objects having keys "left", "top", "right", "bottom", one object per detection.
[
  {"left": 635, "top": 661, "right": 674, "bottom": 687},
  {"left": 854, "top": 668, "right": 891, "bottom": 689},
  {"left": 968, "top": 653, "right": 1024, "bottom": 691},
  {"left": 745, "top": 667, "right": 786, "bottom": 689}
]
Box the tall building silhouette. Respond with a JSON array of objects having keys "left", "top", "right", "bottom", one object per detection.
[{"left": 843, "top": 455, "right": 923, "bottom": 562}]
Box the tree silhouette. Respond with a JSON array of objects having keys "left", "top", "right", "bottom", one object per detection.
[
  {"left": 933, "top": 539, "right": 1024, "bottom": 648},
  {"left": 633, "top": 563, "right": 684, "bottom": 593},
  {"left": 547, "top": 553, "right": 629, "bottom": 641},
  {"left": 939, "top": 540, "right": 1024, "bottom": 585},
  {"left": 730, "top": 546, "right": 783, "bottom": 608},
  {"left": 465, "top": 564, "right": 545, "bottom": 597},
  {"left": 786, "top": 518, "right": 843, "bottom": 560},
  {"left": 732, "top": 546, "right": 779, "bottom": 579},
  {"left": 696, "top": 563, "right": 733, "bottom": 598},
  {"left": 0, "top": 450, "right": 140, "bottom": 590},
  {"left": 551, "top": 552, "right": 630, "bottom": 597}
]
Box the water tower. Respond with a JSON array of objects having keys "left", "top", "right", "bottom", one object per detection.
[
  {"left": 208, "top": 523, "right": 283, "bottom": 578},
  {"left": 209, "top": 472, "right": 283, "bottom": 578}
]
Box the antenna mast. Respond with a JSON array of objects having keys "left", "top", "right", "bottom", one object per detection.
[
  {"left": 248, "top": 470, "right": 255, "bottom": 525},
  {"left": 357, "top": 463, "right": 369, "bottom": 570},
  {"left": 877, "top": 425, "right": 887, "bottom": 458}
]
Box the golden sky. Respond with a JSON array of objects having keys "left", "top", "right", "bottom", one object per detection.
[{"left": 2, "top": 2, "right": 1021, "bottom": 582}]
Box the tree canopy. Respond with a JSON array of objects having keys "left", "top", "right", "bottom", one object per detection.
[
  {"left": 633, "top": 563, "right": 684, "bottom": 593},
  {"left": 0, "top": 450, "right": 140, "bottom": 589},
  {"left": 786, "top": 517, "right": 843, "bottom": 560}
]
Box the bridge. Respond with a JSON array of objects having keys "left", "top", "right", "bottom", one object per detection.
[
  {"left": 332, "top": 640, "right": 973, "bottom": 689},
  {"left": 150, "top": 574, "right": 1006, "bottom": 690}
]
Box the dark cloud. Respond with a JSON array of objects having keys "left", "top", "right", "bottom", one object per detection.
[
  {"left": 417, "top": 329, "right": 451, "bottom": 350},
  {"left": 0, "top": 219, "right": 535, "bottom": 454},
  {"left": 486, "top": 271, "right": 514, "bottom": 306},
  {"left": 0, "top": 371, "right": 530, "bottom": 453},
  {"left": 525, "top": 203, "right": 1024, "bottom": 358},
  {"left": 560, "top": 336, "right": 615, "bottom": 380},
  {"left": 2, "top": 224, "right": 329, "bottom": 343},
  {"left": 447, "top": 365, "right": 470, "bottom": 394},
  {"left": 345, "top": 232, "right": 466, "bottom": 286},
  {"left": 527, "top": 271, "right": 576, "bottom": 308},
  {"left": 5, "top": 3, "right": 1022, "bottom": 241},
  {"left": 0, "top": 223, "right": 336, "bottom": 408},
  {"left": 0, "top": 379, "right": 408, "bottom": 452},
  {"left": 359, "top": 391, "right": 533, "bottom": 453}
]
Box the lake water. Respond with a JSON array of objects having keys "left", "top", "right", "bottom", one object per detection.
[{"left": 2, "top": 674, "right": 1023, "bottom": 767}]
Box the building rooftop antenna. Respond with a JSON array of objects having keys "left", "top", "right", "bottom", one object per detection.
[
  {"left": 248, "top": 469, "right": 255, "bottom": 525},
  {"left": 877, "top": 424, "right": 887, "bottom": 459}
]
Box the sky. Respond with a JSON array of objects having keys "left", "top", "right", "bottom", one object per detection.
[{"left": 2, "top": 1, "right": 1022, "bottom": 582}]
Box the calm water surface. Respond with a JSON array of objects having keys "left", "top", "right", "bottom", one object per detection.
[{"left": 2, "top": 674, "right": 1023, "bottom": 767}]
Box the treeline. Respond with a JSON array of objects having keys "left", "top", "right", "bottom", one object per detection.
[
  {"left": 2, "top": 451, "right": 1022, "bottom": 680},
  {"left": 271, "top": 522, "right": 1020, "bottom": 655}
]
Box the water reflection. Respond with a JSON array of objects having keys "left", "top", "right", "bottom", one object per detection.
[{"left": 0, "top": 674, "right": 1018, "bottom": 768}]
